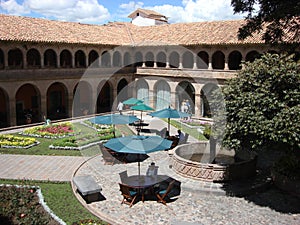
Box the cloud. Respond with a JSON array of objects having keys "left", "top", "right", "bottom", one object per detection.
[
  {"left": 117, "top": 1, "right": 144, "bottom": 19},
  {"left": 0, "top": 0, "right": 29, "bottom": 15},
  {"left": 0, "top": 0, "right": 110, "bottom": 24},
  {"left": 123, "top": 0, "right": 246, "bottom": 23}
]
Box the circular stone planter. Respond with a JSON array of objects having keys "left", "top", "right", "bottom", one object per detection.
[{"left": 171, "top": 142, "right": 257, "bottom": 182}]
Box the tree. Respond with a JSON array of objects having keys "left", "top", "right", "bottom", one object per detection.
[
  {"left": 221, "top": 53, "right": 300, "bottom": 153},
  {"left": 231, "top": 0, "right": 300, "bottom": 44}
]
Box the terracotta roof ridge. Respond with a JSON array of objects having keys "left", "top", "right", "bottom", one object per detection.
[{"left": 124, "top": 23, "right": 136, "bottom": 46}]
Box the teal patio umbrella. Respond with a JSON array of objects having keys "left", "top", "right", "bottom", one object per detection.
[
  {"left": 123, "top": 98, "right": 143, "bottom": 105},
  {"left": 149, "top": 107, "right": 191, "bottom": 131},
  {"left": 130, "top": 103, "right": 154, "bottom": 121},
  {"left": 104, "top": 135, "right": 172, "bottom": 175},
  {"left": 89, "top": 114, "right": 139, "bottom": 137}
]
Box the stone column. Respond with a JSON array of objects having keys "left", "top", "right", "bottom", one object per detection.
[
  {"left": 193, "top": 53, "right": 198, "bottom": 70},
  {"left": 9, "top": 98, "right": 16, "bottom": 126},
  {"left": 194, "top": 93, "right": 201, "bottom": 118},
  {"left": 179, "top": 55, "right": 183, "bottom": 69},
  {"left": 22, "top": 52, "right": 26, "bottom": 69},
  {"left": 67, "top": 92, "right": 74, "bottom": 118},
  {"left": 40, "top": 94, "right": 47, "bottom": 119},
  {"left": 71, "top": 53, "right": 75, "bottom": 68},
  {"left": 224, "top": 55, "right": 229, "bottom": 70},
  {"left": 208, "top": 54, "right": 213, "bottom": 70}
]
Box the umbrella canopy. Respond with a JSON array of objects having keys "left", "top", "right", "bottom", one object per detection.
[
  {"left": 149, "top": 107, "right": 191, "bottom": 131},
  {"left": 90, "top": 114, "right": 139, "bottom": 125},
  {"left": 130, "top": 103, "right": 154, "bottom": 121},
  {"left": 104, "top": 135, "right": 172, "bottom": 175},
  {"left": 90, "top": 114, "right": 139, "bottom": 137},
  {"left": 123, "top": 98, "right": 143, "bottom": 105},
  {"left": 104, "top": 135, "right": 172, "bottom": 154}
]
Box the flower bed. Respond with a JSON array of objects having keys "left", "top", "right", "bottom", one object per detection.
[
  {"left": 0, "top": 134, "right": 39, "bottom": 149},
  {"left": 0, "top": 184, "right": 62, "bottom": 225},
  {"left": 21, "top": 122, "right": 78, "bottom": 139},
  {"left": 49, "top": 133, "right": 115, "bottom": 150}
]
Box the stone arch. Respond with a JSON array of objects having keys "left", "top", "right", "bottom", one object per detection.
[
  {"left": 73, "top": 81, "right": 92, "bottom": 116},
  {"left": 97, "top": 80, "right": 113, "bottom": 113},
  {"left": 117, "top": 78, "right": 129, "bottom": 102},
  {"left": 228, "top": 50, "right": 242, "bottom": 70},
  {"left": 60, "top": 49, "right": 72, "bottom": 68},
  {"left": 197, "top": 51, "right": 209, "bottom": 69},
  {"left": 182, "top": 51, "right": 193, "bottom": 68},
  {"left": 88, "top": 50, "right": 99, "bottom": 66},
  {"left": 15, "top": 83, "right": 41, "bottom": 125},
  {"left": 46, "top": 82, "right": 68, "bottom": 120},
  {"left": 101, "top": 51, "right": 111, "bottom": 67},
  {"left": 156, "top": 51, "right": 166, "bottom": 67},
  {"left": 75, "top": 50, "right": 86, "bottom": 68},
  {"left": 0, "top": 87, "right": 9, "bottom": 127},
  {"left": 113, "top": 51, "right": 122, "bottom": 67},
  {"left": 212, "top": 51, "right": 225, "bottom": 69},
  {"left": 44, "top": 49, "right": 57, "bottom": 68},
  {"left": 154, "top": 80, "right": 171, "bottom": 110},
  {"left": 200, "top": 83, "right": 219, "bottom": 117},
  {"left": 245, "top": 50, "right": 260, "bottom": 62},
  {"left": 0, "top": 48, "right": 4, "bottom": 69},
  {"left": 145, "top": 52, "right": 154, "bottom": 67},
  {"left": 169, "top": 51, "right": 179, "bottom": 68},
  {"left": 8, "top": 48, "right": 23, "bottom": 69},
  {"left": 136, "top": 78, "right": 149, "bottom": 104},
  {"left": 134, "top": 51, "right": 143, "bottom": 67},
  {"left": 176, "top": 81, "right": 195, "bottom": 114},
  {"left": 123, "top": 52, "right": 131, "bottom": 67},
  {"left": 27, "top": 48, "right": 41, "bottom": 68}
]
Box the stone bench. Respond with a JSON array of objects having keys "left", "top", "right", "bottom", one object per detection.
[{"left": 73, "top": 175, "right": 102, "bottom": 203}]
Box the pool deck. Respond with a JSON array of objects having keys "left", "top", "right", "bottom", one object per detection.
[{"left": 0, "top": 115, "right": 299, "bottom": 225}]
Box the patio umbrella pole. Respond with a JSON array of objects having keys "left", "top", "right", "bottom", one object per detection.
[
  {"left": 168, "top": 118, "right": 170, "bottom": 132},
  {"left": 113, "top": 124, "right": 116, "bottom": 137}
]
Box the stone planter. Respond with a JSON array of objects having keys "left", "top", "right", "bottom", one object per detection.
[{"left": 171, "top": 142, "right": 257, "bottom": 182}]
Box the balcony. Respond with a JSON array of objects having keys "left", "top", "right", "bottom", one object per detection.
[{"left": 136, "top": 67, "right": 237, "bottom": 81}]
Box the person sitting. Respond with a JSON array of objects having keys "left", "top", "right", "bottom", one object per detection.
[
  {"left": 146, "top": 162, "right": 158, "bottom": 176},
  {"left": 176, "top": 129, "right": 185, "bottom": 142}
]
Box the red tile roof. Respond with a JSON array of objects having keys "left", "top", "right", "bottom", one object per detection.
[{"left": 0, "top": 13, "right": 264, "bottom": 46}]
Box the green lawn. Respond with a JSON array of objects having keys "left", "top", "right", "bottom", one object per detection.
[
  {"left": 167, "top": 119, "right": 208, "bottom": 141},
  {"left": 0, "top": 179, "right": 106, "bottom": 225}
]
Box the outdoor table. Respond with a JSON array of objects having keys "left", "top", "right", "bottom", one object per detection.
[
  {"left": 133, "top": 122, "right": 149, "bottom": 134},
  {"left": 167, "top": 136, "right": 179, "bottom": 149},
  {"left": 122, "top": 175, "right": 169, "bottom": 202}
]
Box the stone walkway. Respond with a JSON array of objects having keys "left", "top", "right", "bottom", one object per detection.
[
  {"left": 74, "top": 151, "right": 300, "bottom": 225},
  {"left": 0, "top": 115, "right": 299, "bottom": 225}
]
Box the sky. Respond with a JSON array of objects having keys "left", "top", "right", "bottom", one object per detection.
[{"left": 0, "top": 0, "right": 246, "bottom": 24}]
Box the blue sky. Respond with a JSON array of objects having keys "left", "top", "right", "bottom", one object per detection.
[{"left": 0, "top": 0, "right": 246, "bottom": 24}]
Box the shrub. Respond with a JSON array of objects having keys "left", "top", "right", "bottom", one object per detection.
[{"left": 0, "top": 185, "right": 58, "bottom": 225}]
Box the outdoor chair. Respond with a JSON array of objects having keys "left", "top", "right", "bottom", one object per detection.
[
  {"left": 155, "top": 180, "right": 175, "bottom": 205},
  {"left": 119, "top": 183, "right": 138, "bottom": 207},
  {"left": 119, "top": 171, "right": 128, "bottom": 183},
  {"left": 99, "top": 143, "right": 115, "bottom": 165},
  {"left": 178, "top": 133, "right": 189, "bottom": 145},
  {"left": 159, "top": 127, "right": 167, "bottom": 138}
]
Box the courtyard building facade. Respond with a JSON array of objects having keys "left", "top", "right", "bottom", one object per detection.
[{"left": 0, "top": 11, "right": 298, "bottom": 127}]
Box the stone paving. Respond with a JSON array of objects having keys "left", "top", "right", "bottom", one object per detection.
[
  {"left": 0, "top": 115, "right": 299, "bottom": 225},
  {"left": 74, "top": 149, "right": 300, "bottom": 225},
  {"left": 0, "top": 154, "right": 86, "bottom": 181}
]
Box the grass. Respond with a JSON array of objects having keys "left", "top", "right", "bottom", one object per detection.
[
  {"left": 0, "top": 122, "right": 113, "bottom": 156},
  {"left": 166, "top": 119, "right": 208, "bottom": 141},
  {"left": 0, "top": 179, "right": 106, "bottom": 225}
]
